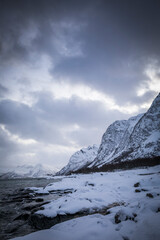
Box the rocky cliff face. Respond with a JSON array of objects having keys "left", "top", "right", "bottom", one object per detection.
[
  {"left": 89, "top": 114, "right": 143, "bottom": 168},
  {"left": 58, "top": 94, "right": 160, "bottom": 175},
  {"left": 57, "top": 145, "right": 98, "bottom": 175},
  {"left": 89, "top": 93, "right": 160, "bottom": 170}
]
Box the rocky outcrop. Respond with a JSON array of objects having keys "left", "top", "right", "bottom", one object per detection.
[{"left": 57, "top": 145, "right": 98, "bottom": 175}]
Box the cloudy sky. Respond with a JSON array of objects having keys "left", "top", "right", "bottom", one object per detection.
[{"left": 0, "top": 0, "right": 160, "bottom": 172}]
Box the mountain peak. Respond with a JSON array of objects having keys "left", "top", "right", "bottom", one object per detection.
[
  {"left": 57, "top": 145, "right": 98, "bottom": 175},
  {"left": 58, "top": 94, "right": 160, "bottom": 175}
]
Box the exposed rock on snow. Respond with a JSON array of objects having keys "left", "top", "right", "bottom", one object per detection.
[
  {"left": 57, "top": 145, "right": 98, "bottom": 175},
  {"left": 0, "top": 164, "right": 55, "bottom": 179}
]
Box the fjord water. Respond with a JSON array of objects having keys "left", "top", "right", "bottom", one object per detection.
[
  {"left": 0, "top": 178, "right": 56, "bottom": 200},
  {"left": 0, "top": 178, "right": 59, "bottom": 240}
]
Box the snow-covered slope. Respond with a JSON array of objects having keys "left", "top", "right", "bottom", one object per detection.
[
  {"left": 0, "top": 164, "right": 55, "bottom": 179},
  {"left": 57, "top": 145, "right": 98, "bottom": 175},
  {"left": 89, "top": 93, "right": 160, "bottom": 169},
  {"left": 89, "top": 114, "right": 143, "bottom": 168}
]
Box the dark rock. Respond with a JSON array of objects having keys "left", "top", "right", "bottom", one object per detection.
[
  {"left": 85, "top": 182, "right": 94, "bottom": 187},
  {"left": 134, "top": 182, "right": 140, "bottom": 187},
  {"left": 14, "top": 213, "right": 30, "bottom": 221},
  {"left": 115, "top": 214, "right": 121, "bottom": 224},
  {"left": 6, "top": 221, "right": 24, "bottom": 233},
  {"left": 135, "top": 189, "right": 141, "bottom": 193},
  {"left": 35, "top": 198, "right": 43, "bottom": 202},
  {"left": 29, "top": 201, "right": 125, "bottom": 230},
  {"left": 122, "top": 236, "right": 130, "bottom": 240},
  {"left": 49, "top": 189, "right": 73, "bottom": 195},
  {"left": 29, "top": 214, "right": 59, "bottom": 229},
  {"left": 35, "top": 192, "right": 49, "bottom": 196},
  {"left": 115, "top": 212, "right": 137, "bottom": 224},
  {"left": 156, "top": 207, "right": 160, "bottom": 212},
  {"left": 146, "top": 193, "right": 154, "bottom": 198},
  {"left": 141, "top": 189, "right": 148, "bottom": 192},
  {"left": 88, "top": 183, "right": 95, "bottom": 187},
  {"left": 22, "top": 201, "right": 50, "bottom": 212}
]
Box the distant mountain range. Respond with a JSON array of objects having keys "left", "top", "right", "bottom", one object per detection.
[
  {"left": 0, "top": 164, "right": 55, "bottom": 179},
  {"left": 58, "top": 93, "right": 160, "bottom": 175}
]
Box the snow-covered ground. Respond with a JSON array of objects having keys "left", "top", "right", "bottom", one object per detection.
[{"left": 12, "top": 166, "right": 160, "bottom": 240}]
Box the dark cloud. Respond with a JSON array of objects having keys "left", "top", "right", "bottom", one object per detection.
[
  {"left": 0, "top": 0, "right": 160, "bottom": 170},
  {"left": 1, "top": 1, "right": 160, "bottom": 102}
]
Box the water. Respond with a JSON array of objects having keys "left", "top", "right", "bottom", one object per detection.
[
  {"left": 0, "top": 178, "right": 58, "bottom": 200},
  {"left": 0, "top": 178, "right": 60, "bottom": 240}
]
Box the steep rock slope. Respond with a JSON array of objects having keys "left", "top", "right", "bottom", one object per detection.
[
  {"left": 57, "top": 145, "right": 98, "bottom": 175},
  {"left": 89, "top": 93, "right": 160, "bottom": 170},
  {"left": 89, "top": 114, "right": 143, "bottom": 168}
]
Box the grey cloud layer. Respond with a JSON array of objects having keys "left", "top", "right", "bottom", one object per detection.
[
  {"left": 0, "top": 93, "right": 129, "bottom": 144},
  {"left": 1, "top": 0, "right": 160, "bottom": 102},
  {"left": 0, "top": 0, "right": 160, "bottom": 170}
]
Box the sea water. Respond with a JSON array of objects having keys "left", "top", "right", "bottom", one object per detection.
[{"left": 0, "top": 178, "right": 60, "bottom": 240}]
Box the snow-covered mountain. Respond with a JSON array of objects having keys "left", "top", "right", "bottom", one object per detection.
[
  {"left": 88, "top": 93, "right": 160, "bottom": 170},
  {"left": 0, "top": 164, "right": 55, "bottom": 179},
  {"left": 58, "top": 93, "right": 160, "bottom": 175},
  {"left": 57, "top": 145, "right": 98, "bottom": 175},
  {"left": 89, "top": 114, "right": 143, "bottom": 168}
]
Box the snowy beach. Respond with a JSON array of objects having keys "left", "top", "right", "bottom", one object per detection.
[{"left": 12, "top": 165, "right": 160, "bottom": 240}]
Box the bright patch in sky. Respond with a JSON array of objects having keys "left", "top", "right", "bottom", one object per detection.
[
  {"left": 137, "top": 62, "right": 160, "bottom": 97},
  {"left": 0, "top": 125, "right": 37, "bottom": 145}
]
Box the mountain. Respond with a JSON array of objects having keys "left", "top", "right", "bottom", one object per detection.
[
  {"left": 0, "top": 164, "right": 55, "bottom": 179},
  {"left": 59, "top": 93, "right": 160, "bottom": 175},
  {"left": 89, "top": 113, "right": 143, "bottom": 169},
  {"left": 57, "top": 145, "right": 98, "bottom": 175},
  {"left": 87, "top": 93, "right": 160, "bottom": 171}
]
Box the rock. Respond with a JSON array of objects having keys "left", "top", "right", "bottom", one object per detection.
[
  {"left": 146, "top": 193, "right": 154, "bottom": 198},
  {"left": 14, "top": 213, "right": 30, "bottom": 221},
  {"left": 134, "top": 182, "right": 140, "bottom": 187},
  {"left": 29, "top": 214, "right": 60, "bottom": 229},
  {"left": 115, "top": 212, "right": 137, "bottom": 224},
  {"left": 156, "top": 207, "right": 160, "bottom": 212},
  {"left": 35, "top": 198, "right": 43, "bottom": 202},
  {"left": 5, "top": 221, "right": 24, "bottom": 233},
  {"left": 135, "top": 189, "right": 141, "bottom": 193},
  {"left": 141, "top": 188, "right": 148, "bottom": 192},
  {"left": 115, "top": 214, "right": 121, "bottom": 224}
]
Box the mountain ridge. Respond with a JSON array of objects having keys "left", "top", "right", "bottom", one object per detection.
[
  {"left": 0, "top": 164, "right": 55, "bottom": 179},
  {"left": 58, "top": 93, "right": 160, "bottom": 175}
]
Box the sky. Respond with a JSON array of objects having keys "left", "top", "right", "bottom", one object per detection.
[{"left": 0, "top": 0, "right": 160, "bottom": 172}]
